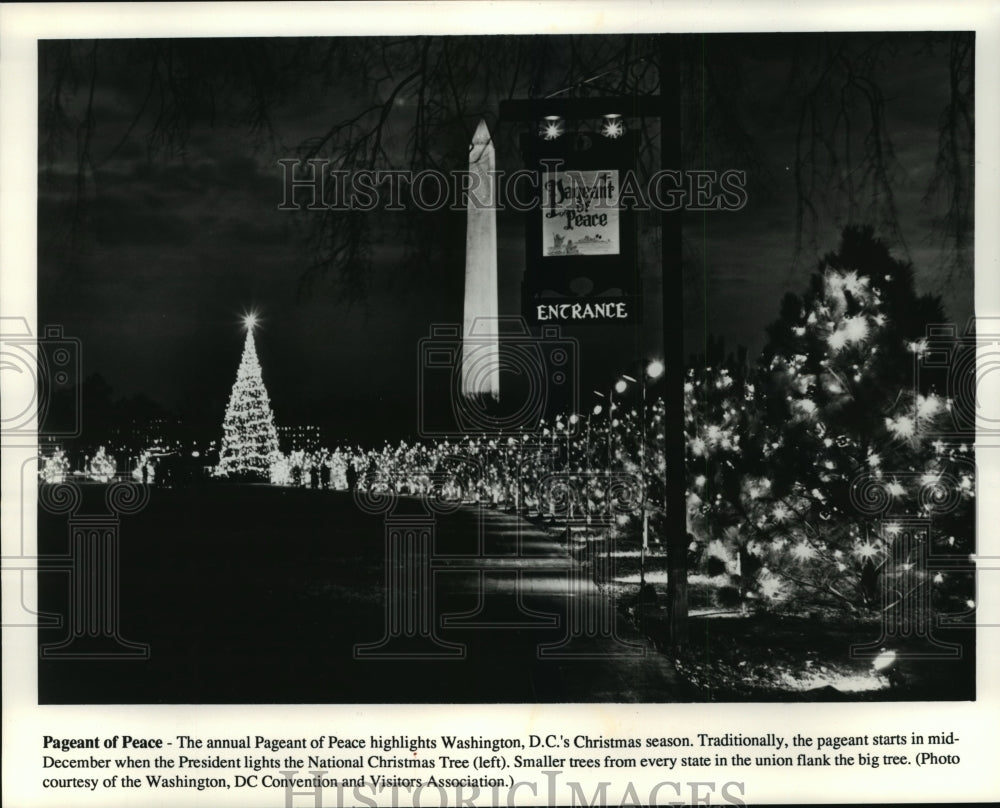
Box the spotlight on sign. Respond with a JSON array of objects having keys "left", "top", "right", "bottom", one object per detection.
[
  {"left": 600, "top": 113, "right": 625, "bottom": 139},
  {"left": 539, "top": 116, "right": 565, "bottom": 141}
]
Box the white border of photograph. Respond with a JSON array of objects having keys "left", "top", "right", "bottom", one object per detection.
[{"left": 3, "top": 2, "right": 999, "bottom": 806}]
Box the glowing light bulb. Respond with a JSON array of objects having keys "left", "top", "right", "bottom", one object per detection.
[
  {"left": 601, "top": 114, "right": 625, "bottom": 139},
  {"left": 539, "top": 116, "right": 564, "bottom": 141}
]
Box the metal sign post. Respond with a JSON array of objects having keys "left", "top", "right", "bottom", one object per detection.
[{"left": 499, "top": 35, "right": 688, "bottom": 648}]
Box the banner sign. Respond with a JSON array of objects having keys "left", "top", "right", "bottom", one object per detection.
[
  {"left": 522, "top": 131, "right": 639, "bottom": 325},
  {"left": 542, "top": 169, "right": 620, "bottom": 256}
]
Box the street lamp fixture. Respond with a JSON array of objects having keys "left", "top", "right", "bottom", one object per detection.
[
  {"left": 539, "top": 116, "right": 565, "bottom": 141},
  {"left": 601, "top": 113, "right": 625, "bottom": 139},
  {"left": 593, "top": 390, "right": 606, "bottom": 416},
  {"left": 635, "top": 359, "right": 664, "bottom": 631}
]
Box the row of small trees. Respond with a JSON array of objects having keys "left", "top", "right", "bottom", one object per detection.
[
  {"left": 39, "top": 447, "right": 117, "bottom": 483},
  {"left": 234, "top": 226, "right": 973, "bottom": 615},
  {"left": 308, "top": 228, "right": 975, "bottom": 611},
  {"left": 289, "top": 226, "right": 971, "bottom": 616},
  {"left": 45, "top": 226, "right": 970, "bottom": 617}
]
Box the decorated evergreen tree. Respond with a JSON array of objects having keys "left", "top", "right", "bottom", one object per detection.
[
  {"left": 86, "top": 446, "right": 117, "bottom": 482},
  {"left": 215, "top": 316, "right": 280, "bottom": 480},
  {"left": 745, "top": 226, "right": 971, "bottom": 611},
  {"left": 680, "top": 227, "right": 974, "bottom": 615},
  {"left": 40, "top": 448, "right": 70, "bottom": 483}
]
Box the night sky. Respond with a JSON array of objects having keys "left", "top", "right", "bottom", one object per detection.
[{"left": 38, "top": 33, "right": 974, "bottom": 444}]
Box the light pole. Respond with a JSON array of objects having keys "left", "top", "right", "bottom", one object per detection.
[
  {"left": 596, "top": 377, "right": 632, "bottom": 519},
  {"left": 638, "top": 360, "right": 665, "bottom": 622},
  {"left": 599, "top": 374, "right": 639, "bottom": 614},
  {"left": 499, "top": 68, "right": 686, "bottom": 648},
  {"left": 585, "top": 401, "right": 602, "bottom": 526},
  {"left": 612, "top": 376, "right": 629, "bottom": 472},
  {"left": 505, "top": 435, "right": 516, "bottom": 510},
  {"left": 593, "top": 390, "right": 608, "bottom": 516},
  {"left": 587, "top": 402, "right": 602, "bottom": 472},
  {"left": 566, "top": 413, "right": 579, "bottom": 467},
  {"left": 617, "top": 373, "right": 637, "bottom": 538},
  {"left": 594, "top": 378, "right": 627, "bottom": 516},
  {"left": 566, "top": 414, "right": 579, "bottom": 516}
]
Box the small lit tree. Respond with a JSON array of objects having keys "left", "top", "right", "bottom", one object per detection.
[
  {"left": 87, "top": 446, "right": 117, "bottom": 482},
  {"left": 40, "top": 449, "right": 71, "bottom": 483}
]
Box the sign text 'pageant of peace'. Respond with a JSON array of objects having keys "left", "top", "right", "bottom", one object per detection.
[{"left": 542, "top": 170, "right": 620, "bottom": 257}]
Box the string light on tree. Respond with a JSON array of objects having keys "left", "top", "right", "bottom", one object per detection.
[{"left": 215, "top": 311, "right": 280, "bottom": 480}]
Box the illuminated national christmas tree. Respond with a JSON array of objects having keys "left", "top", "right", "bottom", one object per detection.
[{"left": 215, "top": 313, "right": 280, "bottom": 479}]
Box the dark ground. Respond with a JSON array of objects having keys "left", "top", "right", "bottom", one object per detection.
[
  {"left": 37, "top": 484, "right": 975, "bottom": 704},
  {"left": 37, "top": 484, "right": 676, "bottom": 703}
]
